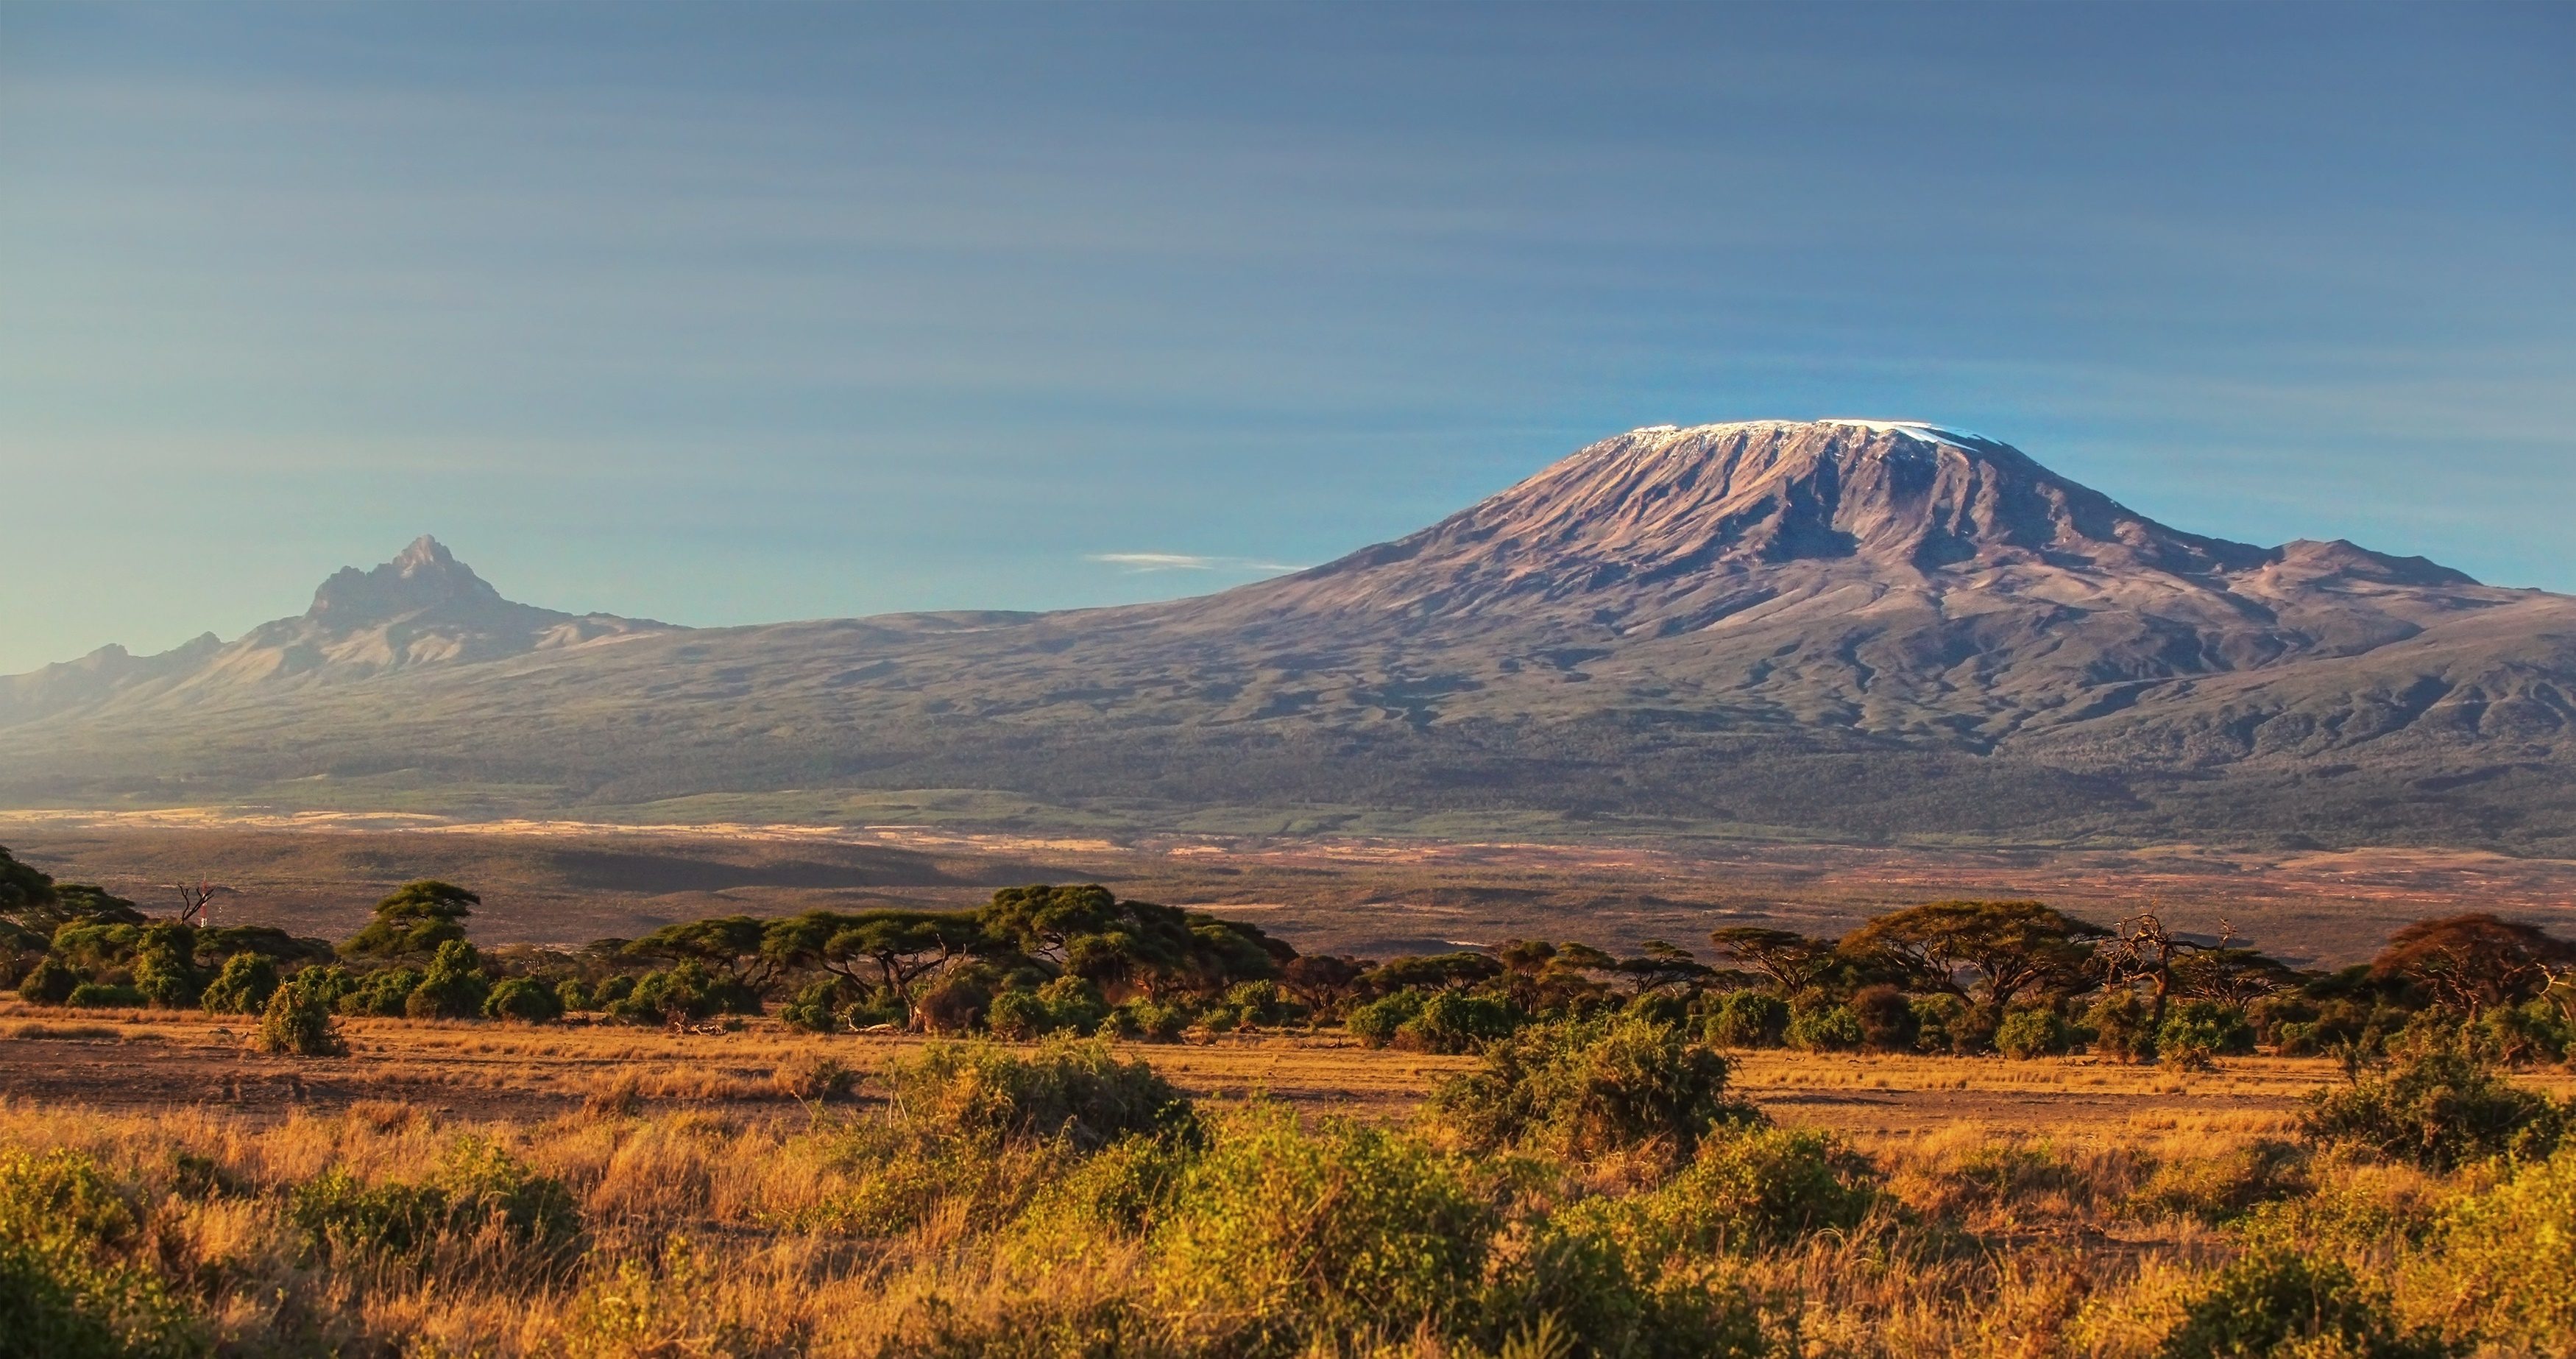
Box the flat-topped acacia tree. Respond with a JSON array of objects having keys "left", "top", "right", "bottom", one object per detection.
[
  {"left": 339, "top": 880, "right": 478, "bottom": 959},
  {"left": 1839, "top": 900, "right": 2109, "bottom": 1018}
]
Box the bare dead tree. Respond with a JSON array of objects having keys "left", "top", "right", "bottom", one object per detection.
[
  {"left": 171, "top": 880, "right": 232, "bottom": 926},
  {"left": 2095, "top": 908, "right": 2232, "bottom": 1029}
]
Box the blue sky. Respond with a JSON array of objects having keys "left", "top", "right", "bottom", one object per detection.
[{"left": 1, "top": 2, "right": 2569, "bottom": 671}]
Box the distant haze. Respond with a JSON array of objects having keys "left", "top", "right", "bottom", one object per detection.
[{"left": 0, "top": 4, "right": 2568, "bottom": 674}]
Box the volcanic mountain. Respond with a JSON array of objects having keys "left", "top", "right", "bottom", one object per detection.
[{"left": 4, "top": 422, "right": 2570, "bottom": 850}]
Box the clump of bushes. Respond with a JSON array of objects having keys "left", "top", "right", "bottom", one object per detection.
[
  {"left": 884, "top": 1038, "right": 1195, "bottom": 1150},
  {"left": 0, "top": 1146, "right": 203, "bottom": 1359},
  {"left": 1144, "top": 1107, "right": 1494, "bottom": 1349},
  {"left": 483, "top": 976, "right": 564, "bottom": 1023},
  {"left": 198, "top": 953, "right": 279, "bottom": 1016},
  {"left": 2158, "top": 1242, "right": 2449, "bottom": 1359},
  {"left": 289, "top": 1135, "right": 581, "bottom": 1275},
  {"left": 1995, "top": 1006, "right": 2075, "bottom": 1059},
  {"left": 256, "top": 972, "right": 347, "bottom": 1057},
  {"left": 1783, "top": 1001, "right": 1863, "bottom": 1053},
  {"left": 1430, "top": 1014, "right": 1759, "bottom": 1162},
  {"left": 1705, "top": 990, "right": 1787, "bottom": 1049},
  {"left": 2302, "top": 1045, "right": 2566, "bottom": 1169}
]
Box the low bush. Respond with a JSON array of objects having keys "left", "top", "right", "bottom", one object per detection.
[
  {"left": 197, "top": 953, "right": 278, "bottom": 1016},
  {"left": 779, "top": 978, "right": 847, "bottom": 1034},
  {"left": 2302, "top": 1047, "right": 2565, "bottom": 1169},
  {"left": 1400, "top": 990, "right": 1525, "bottom": 1054},
  {"left": 1996, "top": 1006, "right": 2075, "bottom": 1059},
  {"left": 404, "top": 941, "right": 492, "bottom": 1020},
  {"left": 2156, "top": 1243, "right": 2449, "bottom": 1358},
  {"left": 1783, "top": 1002, "right": 1862, "bottom": 1053},
  {"left": 2082, "top": 990, "right": 2157, "bottom": 1062},
  {"left": 2409, "top": 1144, "right": 2576, "bottom": 1352},
  {"left": 336, "top": 967, "right": 421, "bottom": 1018},
  {"left": 1706, "top": 990, "right": 1787, "bottom": 1049},
  {"left": 2158, "top": 1000, "right": 2256, "bottom": 1070},
  {"left": 1560, "top": 1123, "right": 1881, "bottom": 1257},
  {"left": 255, "top": 973, "right": 347, "bottom": 1057},
  {"left": 1146, "top": 1107, "right": 1492, "bottom": 1350},
  {"left": 885, "top": 1037, "right": 1195, "bottom": 1150},
  {"left": 483, "top": 976, "right": 563, "bottom": 1023},
  {"left": 2123, "top": 1142, "right": 2309, "bottom": 1224},
  {"left": 16, "top": 957, "right": 79, "bottom": 1005},
  {"left": 1108, "top": 998, "right": 1192, "bottom": 1044},
  {"left": 0, "top": 1146, "right": 204, "bottom": 1359},
  {"left": 1430, "top": 1014, "right": 1759, "bottom": 1162},
  {"left": 1851, "top": 984, "right": 1917, "bottom": 1053},
  {"left": 64, "top": 983, "right": 145, "bottom": 1009},
  {"left": 604, "top": 960, "right": 757, "bottom": 1027},
  {"left": 289, "top": 1136, "right": 581, "bottom": 1276},
  {"left": 988, "top": 976, "right": 1111, "bottom": 1040},
  {"left": 1345, "top": 989, "right": 1426, "bottom": 1048}
]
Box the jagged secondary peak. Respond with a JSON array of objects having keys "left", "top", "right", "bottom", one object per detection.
[{"left": 308, "top": 535, "right": 507, "bottom": 621}]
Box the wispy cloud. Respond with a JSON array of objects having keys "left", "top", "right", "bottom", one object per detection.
[{"left": 1088, "top": 551, "right": 1306, "bottom": 573}]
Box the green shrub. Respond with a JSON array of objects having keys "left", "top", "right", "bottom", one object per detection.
[
  {"left": 336, "top": 967, "right": 422, "bottom": 1017},
  {"left": 779, "top": 978, "right": 848, "bottom": 1034},
  {"left": 0, "top": 1146, "right": 205, "bottom": 1359},
  {"left": 1007, "top": 1132, "right": 1198, "bottom": 1269},
  {"left": 884, "top": 1037, "right": 1195, "bottom": 1150},
  {"left": 1215, "top": 978, "right": 1298, "bottom": 1031},
  {"left": 1108, "top": 998, "right": 1191, "bottom": 1044},
  {"left": 1400, "top": 991, "right": 1525, "bottom": 1054},
  {"left": 555, "top": 978, "right": 595, "bottom": 1012},
  {"left": 405, "top": 940, "right": 492, "bottom": 1020},
  {"left": 16, "top": 957, "right": 78, "bottom": 1005},
  {"left": 2159, "top": 1000, "right": 2256, "bottom": 1069},
  {"left": 988, "top": 977, "right": 1110, "bottom": 1040},
  {"left": 1996, "top": 1007, "right": 2075, "bottom": 1059},
  {"left": 2084, "top": 990, "right": 2157, "bottom": 1062},
  {"left": 255, "top": 973, "right": 347, "bottom": 1056},
  {"left": 1909, "top": 992, "right": 1970, "bottom": 1054},
  {"left": 2414, "top": 1144, "right": 2576, "bottom": 1352},
  {"left": 2123, "top": 1142, "right": 2308, "bottom": 1224},
  {"left": 127, "top": 924, "right": 200, "bottom": 1009},
  {"left": 1430, "top": 1014, "right": 1759, "bottom": 1162},
  {"left": 484, "top": 976, "right": 564, "bottom": 1023},
  {"left": 1346, "top": 989, "right": 1427, "bottom": 1048},
  {"left": 64, "top": 983, "right": 144, "bottom": 1009},
  {"left": 1706, "top": 991, "right": 1787, "bottom": 1049},
  {"left": 604, "top": 960, "right": 756, "bottom": 1026},
  {"left": 1784, "top": 1003, "right": 1862, "bottom": 1053},
  {"left": 2302, "top": 1048, "right": 2565, "bottom": 1170},
  {"left": 1146, "top": 1107, "right": 1492, "bottom": 1349},
  {"left": 290, "top": 1136, "right": 581, "bottom": 1274},
  {"left": 2156, "top": 1243, "right": 2450, "bottom": 1358},
  {"left": 1560, "top": 1123, "right": 1881, "bottom": 1257},
  {"left": 197, "top": 953, "right": 278, "bottom": 1016}
]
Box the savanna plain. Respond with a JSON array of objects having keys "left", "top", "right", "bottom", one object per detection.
[{"left": 3, "top": 825, "right": 2574, "bottom": 1359}]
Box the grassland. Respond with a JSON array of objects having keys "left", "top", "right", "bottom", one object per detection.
[{"left": 7, "top": 1000, "right": 2574, "bottom": 1356}]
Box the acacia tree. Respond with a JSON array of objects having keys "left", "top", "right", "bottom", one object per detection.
[
  {"left": 1613, "top": 941, "right": 1717, "bottom": 998},
  {"left": 1707, "top": 926, "right": 1841, "bottom": 996},
  {"left": 625, "top": 915, "right": 785, "bottom": 998},
  {"left": 1841, "top": 900, "right": 2109, "bottom": 1017},
  {"left": 764, "top": 909, "right": 987, "bottom": 1023},
  {"left": 340, "top": 880, "right": 478, "bottom": 959},
  {"left": 2173, "top": 946, "right": 2299, "bottom": 1008},
  {"left": 2371, "top": 914, "right": 2576, "bottom": 1020}
]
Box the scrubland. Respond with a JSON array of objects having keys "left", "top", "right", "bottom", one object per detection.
[{"left": 4, "top": 1010, "right": 2572, "bottom": 1359}]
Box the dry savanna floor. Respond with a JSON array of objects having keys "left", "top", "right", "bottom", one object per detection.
[{"left": 15, "top": 997, "right": 2541, "bottom": 1147}]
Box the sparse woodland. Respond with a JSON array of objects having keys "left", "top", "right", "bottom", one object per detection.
[{"left": 2, "top": 841, "right": 2572, "bottom": 1358}]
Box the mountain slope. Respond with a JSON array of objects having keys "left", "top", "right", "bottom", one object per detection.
[
  {"left": 0, "top": 537, "right": 675, "bottom": 728},
  {"left": 3, "top": 426, "right": 2569, "bottom": 851}
]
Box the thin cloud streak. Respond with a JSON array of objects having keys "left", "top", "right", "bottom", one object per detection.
[{"left": 1089, "top": 552, "right": 1308, "bottom": 574}]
